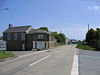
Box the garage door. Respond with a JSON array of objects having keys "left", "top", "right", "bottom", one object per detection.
[
  {"left": 37, "top": 42, "right": 45, "bottom": 49},
  {"left": 33, "top": 41, "right": 48, "bottom": 49}
]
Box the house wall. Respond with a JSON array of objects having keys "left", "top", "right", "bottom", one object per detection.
[
  {"left": 3, "top": 32, "right": 57, "bottom": 50},
  {"left": 27, "top": 34, "right": 33, "bottom": 50},
  {"left": 3, "top": 32, "right": 27, "bottom": 50},
  {"left": 48, "top": 35, "right": 57, "bottom": 48},
  {"left": 27, "top": 33, "right": 49, "bottom": 50},
  {"left": 7, "top": 40, "right": 21, "bottom": 50},
  {"left": 49, "top": 41, "right": 55, "bottom": 48},
  {"left": 33, "top": 33, "right": 49, "bottom": 41}
]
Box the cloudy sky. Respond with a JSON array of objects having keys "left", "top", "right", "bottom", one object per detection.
[{"left": 0, "top": 0, "right": 100, "bottom": 40}]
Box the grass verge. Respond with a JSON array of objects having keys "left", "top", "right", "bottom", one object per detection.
[
  {"left": 76, "top": 44, "right": 96, "bottom": 50},
  {"left": 0, "top": 52, "right": 15, "bottom": 59}
]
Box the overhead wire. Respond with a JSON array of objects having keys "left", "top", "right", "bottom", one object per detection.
[{"left": 4, "top": 0, "right": 19, "bottom": 25}]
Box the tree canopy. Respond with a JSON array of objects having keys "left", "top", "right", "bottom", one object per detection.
[
  {"left": 39, "top": 27, "right": 49, "bottom": 32},
  {"left": 51, "top": 32, "right": 66, "bottom": 44},
  {"left": 39, "top": 27, "right": 67, "bottom": 44},
  {"left": 86, "top": 28, "right": 100, "bottom": 50}
]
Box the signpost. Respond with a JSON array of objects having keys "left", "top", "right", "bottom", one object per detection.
[{"left": 0, "top": 40, "right": 6, "bottom": 53}]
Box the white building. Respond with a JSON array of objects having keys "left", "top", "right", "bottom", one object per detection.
[{"left": 0, "top": 40, "right": 6, "bottom": 50}]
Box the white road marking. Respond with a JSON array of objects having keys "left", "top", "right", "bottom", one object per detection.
[
  {"left": 71, "top": 49, "right": 79, "bottom": 75},
  {"left": 55, "top": 50, "right": 62, "bottom": 54},
  {"left": 29, "top": 55, "right": 51, "bottom": 67}
]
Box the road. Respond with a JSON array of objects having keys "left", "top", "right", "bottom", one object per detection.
[
  {"left": 0, "top": 45, "right": 76, "bottom": 75},
  {"left": 79, "top": 49, "right": 100, "bottom": 75}
]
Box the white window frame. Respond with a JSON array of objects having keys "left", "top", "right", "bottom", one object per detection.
[
  {"left": 7, "top": 33, "right": 11, "bottom": 40},
  {"left": 21, "top": 33, "right": 25, "bottom": 40},
  {"left": 14, "top": 33, "right": 18, "bottom": 40},
  {"left": 38, "top": 34, "right": 44, "bottom": 39}
]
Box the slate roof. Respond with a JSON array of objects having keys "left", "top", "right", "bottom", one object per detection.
[
  {"left": 3, "top": 25, "right": 32, "bottom": 33},
  {"left": 28, "top": 29, "right": 50, "bottom": 34}
]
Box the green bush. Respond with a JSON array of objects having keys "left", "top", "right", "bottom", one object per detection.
[{"left": 76, "top": 44, "right": 96, "bottom": 50}]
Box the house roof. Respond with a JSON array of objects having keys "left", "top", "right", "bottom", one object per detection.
[
  {"left": 3, "top": 25, "right": 32, "bottom": 33},
  {"left": 28, "top": 29, "right": 50, "bottom": 34}
]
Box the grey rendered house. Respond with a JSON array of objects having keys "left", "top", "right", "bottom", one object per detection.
[{"left": 3, "top": 24, "right": 56, "bottom": 51}]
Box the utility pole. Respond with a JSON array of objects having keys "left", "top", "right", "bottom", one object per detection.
[
  {"left": 60, "top": 29, "right": 62, "bottom": 33},
  {"left": 88, "top": 24, "right": 90, "bottom": 31}
]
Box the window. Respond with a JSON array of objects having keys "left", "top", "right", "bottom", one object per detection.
[
  {"left": 7, "top": 33, "right": 11, "bottom": 40},
  {"left": 14, "top": 33, "right": 17, "bottom": 40},
  {"left": 38, "top": 34, "right": 44, "bottom": 39},
  {"left": 21, "top": 33, "right": 25, "bottom": 40}
]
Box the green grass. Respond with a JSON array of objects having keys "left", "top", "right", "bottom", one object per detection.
[
  {"left": 76, "top": 44, "right": 96, "bottom": 50},
  {"left": 0, "top": 52, "right": 15, "bottom": 59}
]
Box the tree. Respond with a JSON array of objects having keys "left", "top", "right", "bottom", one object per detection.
[
  {"left": 85, "top": 28, "right": 100, "bottom": 50},
  {"left": 95, "top": 28, "right": 100, "bottom": 50},
  {"left": 57, "top": 33, "right": 66, "bottom": 43},
  {"left": 39, "top": 27, "right": 49, "bottom": 32},
  {"left": 51, "top": 32, "right": 66, "bottom": 44},
  {"left": 86, "top": 28, "right": 96, "bottom": 47},
  {"left": 51, "top": 32, "right": 58, "bottom": 39}
]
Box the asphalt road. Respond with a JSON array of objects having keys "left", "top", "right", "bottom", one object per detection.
[
  {"left": 79, "top": 50, "right": 100, "bottom": 75},
  {"left": 0, "top": 45, "right": 76, "bottom": 75}
]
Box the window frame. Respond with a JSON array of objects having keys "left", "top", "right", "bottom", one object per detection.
[
  {"left": 14, "top": 33, "right": 18, "bottom": 40},
  {"left": 7, "top": 33, "right": 11, "bottom": 40},
  {"left": 21, "top": 33, "right": 25, "bottom": 40},
  {"left": 38, "top": 34, "right": 44, "bottom": 39}
]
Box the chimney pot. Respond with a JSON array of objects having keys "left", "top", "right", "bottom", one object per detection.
[{"left": 9, "top": 24, "right": 13, "bottom": 28}]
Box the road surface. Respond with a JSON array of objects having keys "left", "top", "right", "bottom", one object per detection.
[
  {"left": 0, "top": 45, "right": 76, "bottom": 75},
  {"left": 79, "top": 49, "right": 100, "bottom": 75}
]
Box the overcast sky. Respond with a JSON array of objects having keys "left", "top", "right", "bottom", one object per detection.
[{"left": 0, "top": 0, "right": 100, "bottom": 40}]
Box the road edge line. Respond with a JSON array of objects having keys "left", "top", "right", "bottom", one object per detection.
[{"left": 71, "top": 49, "right": 79, "bottom": 75}]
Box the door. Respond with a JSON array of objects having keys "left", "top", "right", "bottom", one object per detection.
[{"left": 22, "top": 44, "right": 25, "bottom": 50}]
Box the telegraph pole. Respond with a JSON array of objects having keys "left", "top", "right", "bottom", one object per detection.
[
  {"left": 60, "top": 29, "right": 62, "bottom": 33},
  {"left": 88, "top": 24, "right": 90, "bottom": 31}
]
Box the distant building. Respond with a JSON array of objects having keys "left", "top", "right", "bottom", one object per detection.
[
  {"left": 70, "top": 39, "right": 77, "bottom": 44},
  {"left": 3, "top": 24, "right": 57, "bottom": 51}
]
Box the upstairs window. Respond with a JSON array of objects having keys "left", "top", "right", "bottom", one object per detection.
[
  {"left": 7, "top": 33, "right": 11, "bottom": 40},
  {"left": 21, "top": 33, "right": 25, "bottom": 40},
  {"left": 14, "top": 33, "right": 18, "bottom": 40},
  {"left": 38, "top": 34, "right": 44, "bottom": 39}
]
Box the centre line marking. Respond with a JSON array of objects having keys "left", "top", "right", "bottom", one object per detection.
[{"left": 29, "top": 55, "right": 51, "bottom": 67}]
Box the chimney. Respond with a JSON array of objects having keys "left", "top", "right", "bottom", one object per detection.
[{"left": 9, "top": 24, "right": 13, "bottom": 29}]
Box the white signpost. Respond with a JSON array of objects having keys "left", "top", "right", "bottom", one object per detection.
[{"left": 0, "top": 40, "right": 6, "bottom": 52}]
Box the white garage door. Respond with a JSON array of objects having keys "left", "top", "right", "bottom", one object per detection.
[
  {"left": 37, "top": 42, "right": 45, "bottom": 49},
  {"left": 33, "top": 41, "right": 48, "bottom": 49}
]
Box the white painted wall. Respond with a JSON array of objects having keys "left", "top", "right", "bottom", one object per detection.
[{"left": 22, "top": 44, "right": 25, "bottom": 50}]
